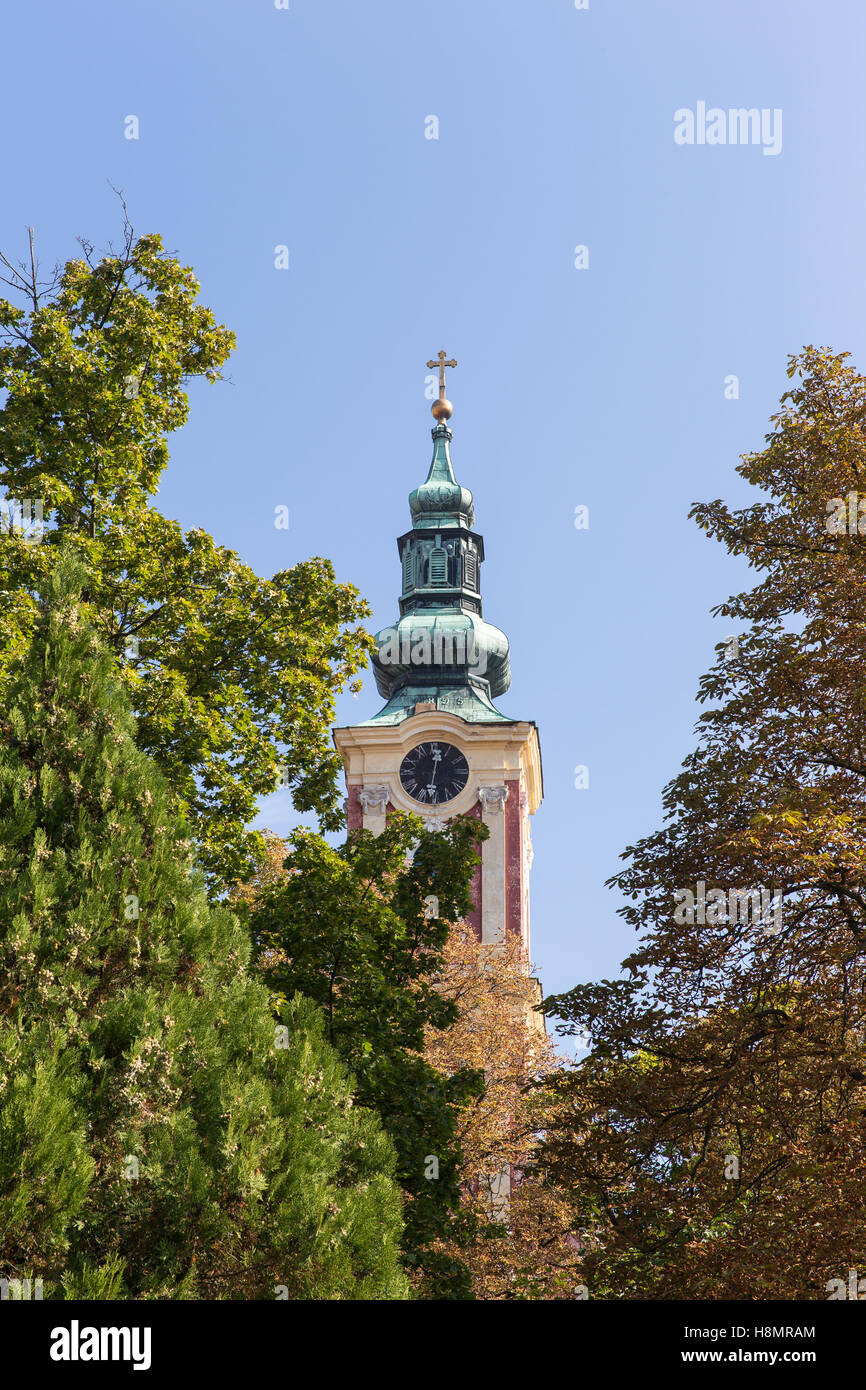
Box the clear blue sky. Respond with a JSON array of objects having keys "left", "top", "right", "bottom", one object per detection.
[{"left": 3, "top": 0, "right": 865, "bottom": 999}]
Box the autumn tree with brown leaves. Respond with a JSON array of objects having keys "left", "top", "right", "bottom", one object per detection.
[
  {"left": 539, "top": 347, "right": 866, "bottom": 1300},
  {"left": 422, "top": 928, "right": 582, "bottom": 1299}
]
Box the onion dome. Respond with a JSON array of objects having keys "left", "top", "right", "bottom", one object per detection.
[{"left": 408, "top": 422, "right": 475, "bottom": 529}]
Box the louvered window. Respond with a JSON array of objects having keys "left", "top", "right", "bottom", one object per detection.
[
  {"left": 429, "top": 546, "right": 447, "bottom": 585},
  {"left": 402, "top": 547, "right": 414, "bottom": 592},
  {"left": 463, "top": 551, "right": 478, "bottom": 590}
]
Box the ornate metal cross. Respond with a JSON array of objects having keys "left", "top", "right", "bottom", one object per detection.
[{"left": 427, "top": 348, "right": 457, "bottom": 403}]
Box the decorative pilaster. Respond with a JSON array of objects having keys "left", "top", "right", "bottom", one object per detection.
[
  {"left": 505, "top": 778, "right": 523, "bottom": 944},
  {"left": 478, "top": 784, "right": 509, "bottom": 944}
]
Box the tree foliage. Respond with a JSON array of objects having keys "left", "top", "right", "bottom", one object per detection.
[
  {"left": 539, "top": 347, "right": 866, "bottom": 1299},
  {"left": 243, "top": 815, "right": 489, "bottom": 1297},
  {"left": 423, "top": 928, "right": 582, "bottom": 1299},
  {"left": 0, "top": 218, "right": 372, "bottom": 886},
  {"left": 0, "top": 556, "right": 407, "bottom": 1300}
]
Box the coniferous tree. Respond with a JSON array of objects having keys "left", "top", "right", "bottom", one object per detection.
[{"left": 0, "top": 555, "right": 408, "bottom": 1300}]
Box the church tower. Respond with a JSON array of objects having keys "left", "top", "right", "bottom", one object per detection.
[{"left": 333, "top": 353, "right": 542, "bottom": 954}]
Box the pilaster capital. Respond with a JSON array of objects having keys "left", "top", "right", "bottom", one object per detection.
[
  {"left": 359, "top": 784, "right": 390, "bottom": 813},
  {"left": 478, "top": 784, "right": 509, "bottom": 813}
]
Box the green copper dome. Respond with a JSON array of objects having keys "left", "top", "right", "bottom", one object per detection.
[
  {"left": 371, "top": 610, "right": 511, "bottom": 700},
  {"left": 408, "top": 422, "right": 475, "bottom": 529},
  {"left": 361, "top": 408, "right": 515, "bottom": 727}
]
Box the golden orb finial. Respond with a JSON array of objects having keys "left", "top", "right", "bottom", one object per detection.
[{"left": 426, "top": 348, "right": 457, "bottom": 422}]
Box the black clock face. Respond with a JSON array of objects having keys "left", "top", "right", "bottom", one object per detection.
[{"left": 399, "top": 741, "right": 469, "bottom": 805}]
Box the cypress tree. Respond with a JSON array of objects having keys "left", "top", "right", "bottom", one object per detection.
[{"left": 0, "top": 555, "right": 408, "bottom": 1300}]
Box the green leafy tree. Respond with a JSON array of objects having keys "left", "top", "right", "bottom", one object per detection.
[
  {"left": 539, "top": 347, "right": 866, "bottom": 1299},
  {"left": 244, "top": 816, "right": 489, "bottom": 1298},
  {"left": 0, "top": 555, "right": 408, "bottom": 1300},
  {"left": 0, "top": 218, "right": 372, "bottom": 886}
]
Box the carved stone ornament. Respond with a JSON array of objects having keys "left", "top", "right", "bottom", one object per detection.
[
  {"left": 359, "top": 784, "right": 390, "bottom": 812},
  {"left": 478, "top": 784, "right": 509, "bottom": 813}
]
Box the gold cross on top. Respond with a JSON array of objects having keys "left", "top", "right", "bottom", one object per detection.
[{"left": 427, "top": 348, "right": 457, "bottom": 401}]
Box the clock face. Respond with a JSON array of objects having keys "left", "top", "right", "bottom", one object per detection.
[{"left": 399, "top": 741, "right": 469, "bottom": 806}]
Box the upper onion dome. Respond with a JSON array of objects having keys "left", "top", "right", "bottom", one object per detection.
[{"left": 409, "top": 422, "right": 475, "bottom": 529}]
